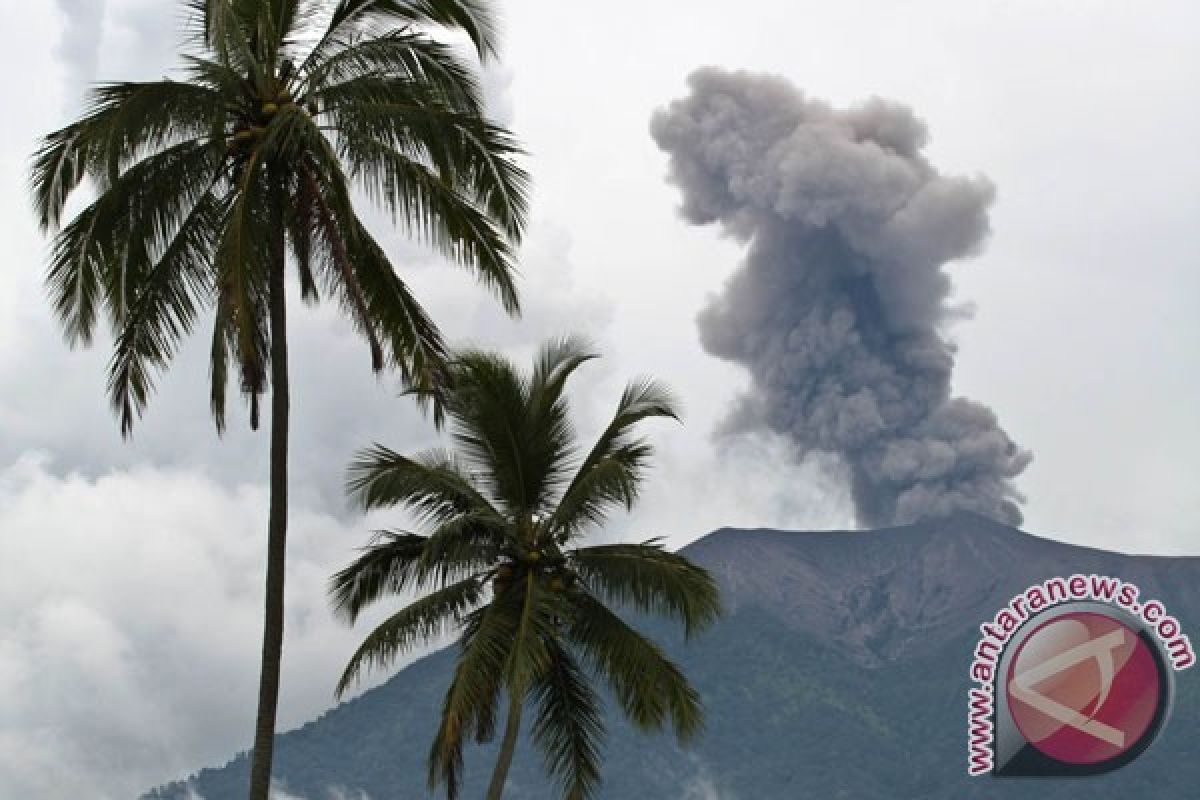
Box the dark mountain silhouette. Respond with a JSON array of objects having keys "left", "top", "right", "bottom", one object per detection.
[{"left": 145, "top": 512, "right": 1200, "bottom": 799}]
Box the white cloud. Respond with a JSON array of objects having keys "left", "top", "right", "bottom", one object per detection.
[
  {"left": 0, "top": 455, "right": 398, "bottom": 799},
  {"left": 172, "top": 780, "right": 363, "bottom": 800},
  {"left": 678, "top": 760, "right": 734, "bottom": 800},
  {"left": 268, "top": 784, "right": 307, "bottom": 800},
  {"left": 326, "top": 788, "right": 373, "bottom": 800},
  {"left": 3, "top": 0, "right": 1200, "bottom": 797},
  {"left": 0, "top": 3, "right": 828, "bottom": 798}
]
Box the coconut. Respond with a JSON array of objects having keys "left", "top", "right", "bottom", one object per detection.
[{"left": 262, "top": 102, "right": 279, "bottom": 116}]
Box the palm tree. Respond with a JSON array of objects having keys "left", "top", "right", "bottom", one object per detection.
[
  {"left": 29, "top": 2, "right": 528, "bottom": 797},
  {"left": 330, "top": 338, "right": 722, "bottom": 800}
]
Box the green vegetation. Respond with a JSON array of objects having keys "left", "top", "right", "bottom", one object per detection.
[
  {"left": 330, "top": 338, "right": 721, "bottom": 799},
  {"left": 147, "top": 519, "right": 1200, "bottom": 799},
  {"left": 29, "top": 2, "right": 528, "bottom": 798}
]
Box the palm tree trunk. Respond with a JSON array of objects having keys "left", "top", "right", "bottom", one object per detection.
[
  {"left": 485, "top": 690, "right": 525, "bottom": 800},
  {"left": 248, "top": 216, "right": 290, "bottom": 800}
]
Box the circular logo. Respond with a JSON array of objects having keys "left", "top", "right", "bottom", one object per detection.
[{"left": 1005, "top": 611, "right": 1167, "bottom": 767}]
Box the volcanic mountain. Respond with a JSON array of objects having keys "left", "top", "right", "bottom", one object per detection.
[{"left": 145, "top": 512, "right": 1200, "bottom": 799}]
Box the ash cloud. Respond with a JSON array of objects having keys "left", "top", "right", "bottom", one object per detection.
[{"left": 651, "top": 68, "right": 1030, "bottom": 527}]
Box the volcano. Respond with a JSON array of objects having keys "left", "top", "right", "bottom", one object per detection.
[{"left": 145, "top": 512, "right": 1200, "bottom": 799}]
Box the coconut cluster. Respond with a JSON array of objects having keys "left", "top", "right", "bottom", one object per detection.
[
  {"left": 492, "top": 546, "right": 578, "bottom": 596},
  {"left": 225, "top": 59, "right": 316, "bottom": 159}
]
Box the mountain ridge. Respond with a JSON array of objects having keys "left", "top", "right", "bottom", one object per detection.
[{"left": 146, "top": 513, "right": 1200, "bottom": 799}]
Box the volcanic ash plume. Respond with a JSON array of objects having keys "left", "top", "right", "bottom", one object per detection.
[{"left": 651, "top": 68, "right": 1031, "bottom": 527}]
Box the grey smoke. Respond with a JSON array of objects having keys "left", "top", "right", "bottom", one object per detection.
[{"left": 651, "top": 68, "right": 1031, "bottom": 527}]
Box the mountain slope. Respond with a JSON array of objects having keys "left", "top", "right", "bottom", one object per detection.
[{"left": 145, "top": 512, "right": 1200, "bottom": 799}]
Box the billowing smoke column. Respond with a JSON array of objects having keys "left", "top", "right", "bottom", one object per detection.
[{"left": 651, "top": 68, "right": 1031, "bottom": 527}]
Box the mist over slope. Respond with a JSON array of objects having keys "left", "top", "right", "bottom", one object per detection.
[{"left": 146, "top": 513, "right": 1200, "bottom": 799}]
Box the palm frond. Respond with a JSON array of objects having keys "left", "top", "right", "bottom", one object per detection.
[
  {"left": 531, "top": 336, "right": 599, "bottom": 400},
  {"left": 531, "top": 637, "right": 604, "bottom": 800},
  {"left": 107, "top": 190, "right": 225, "bottom": 435},
  {"left": 346, "top": 445, "right": 504, "bottom": 522},
  {"left": 287, "top": 171, "right": 320, "bottom": 303},
  {"left": 550, "top": 380, "right": 681, "bottom": 540},
  {"left": 302, "top": 125, "right": 454, "bottom": 391},
  {"left": 306, "top": 0, "right": 499, "bottom": 70},
  {"left": 85, "top": 79, "right": 222, "bottom": 184},
  {"left": 335, "top": 574, "right": 485, "bottom": 696},
  {"left": 184, "top": 0, "right": 267, "bottom": 76},
  {"left": 329, "top": 519, "right": 502, "bottom": 621},
  {"left": 181, "top": 53, "right": 252, "bottom": 96},
  {"left": 43, "top": 78, "right": 223, "bottom": 198},
  {"left": 429, "top": 592, "right": 520, "bottom": 799},
  {"left": 296, "top": 160, "right": 384, "bottom": 368},
  {"left": 553, "top": 441, "right": 654, "bottom": 535},
  {"left": 504, "top": 572, "right": 560, "bottom": 692},
  {"left": 256, "top": 102, "right": 326, "bottom": 163},
  {"left": 325, "top": 81, "right": 529, "bottom": 241},
  {"left": 344, "top": 216, "right": 450, "bottom": 404},
  {"left": 572, "top": 541, "right": 721, "bottom": 638},
  {"left": 303, "top": 28, "right": 482, "bottom": 114},
  {"left": 332, "top": 125, "right": 520, "bottom": 311},
  {"left": 45, "top": 201, "right": 107, "bottom": 347},
  {"left": 329, "top": 530, "right": 427, "bottom": 622},
  {"left": 214, "top": 152, "right": 272, "bottom": 427},
  {"left": 30, "top": 122, "right": 91, "bottom": 233},
  {"left": 418, "top": 515, "right": 507, "bottom": 587},
  {"left": 566, "top": 591, "right": 704, "bottom": 742},
  {"left": 208, "top": 280, "right": 234, "bottom": 432},
  {"left": 45, "top": 140, "right": 224, "bottom": 346},
  {"left": 439, "top": 350, "right": 533, "bottom": 514},
  {"left": 517, "top": 336, "right": 600, "bottom": 513},
  {"left": 262, "top": 0, "right": 316, "bottom": 52}
]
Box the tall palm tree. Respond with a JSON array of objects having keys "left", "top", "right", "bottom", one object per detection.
[
  {"left": 29, "top": 2, "right": 528, "bottom": 797},
  {"left": 331, "top": 338, "right": 721, "bottom": 800}
]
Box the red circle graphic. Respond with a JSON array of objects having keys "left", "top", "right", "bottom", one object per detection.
[{"left": 1005, "top": 611, "right": 1162, "bottom": 765}]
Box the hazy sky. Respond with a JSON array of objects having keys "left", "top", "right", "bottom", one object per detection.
[{"left": 0, "top": 1, "right": 1197, "bottom": 797}]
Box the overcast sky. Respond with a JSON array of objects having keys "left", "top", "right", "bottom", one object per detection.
[{"left": 1, "top": 1, "right": 1197, "bottom": 797}]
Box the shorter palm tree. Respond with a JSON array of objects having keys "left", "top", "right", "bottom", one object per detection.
[{"left": 330, "top": 337, "right": 721, "bottom": 800}]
